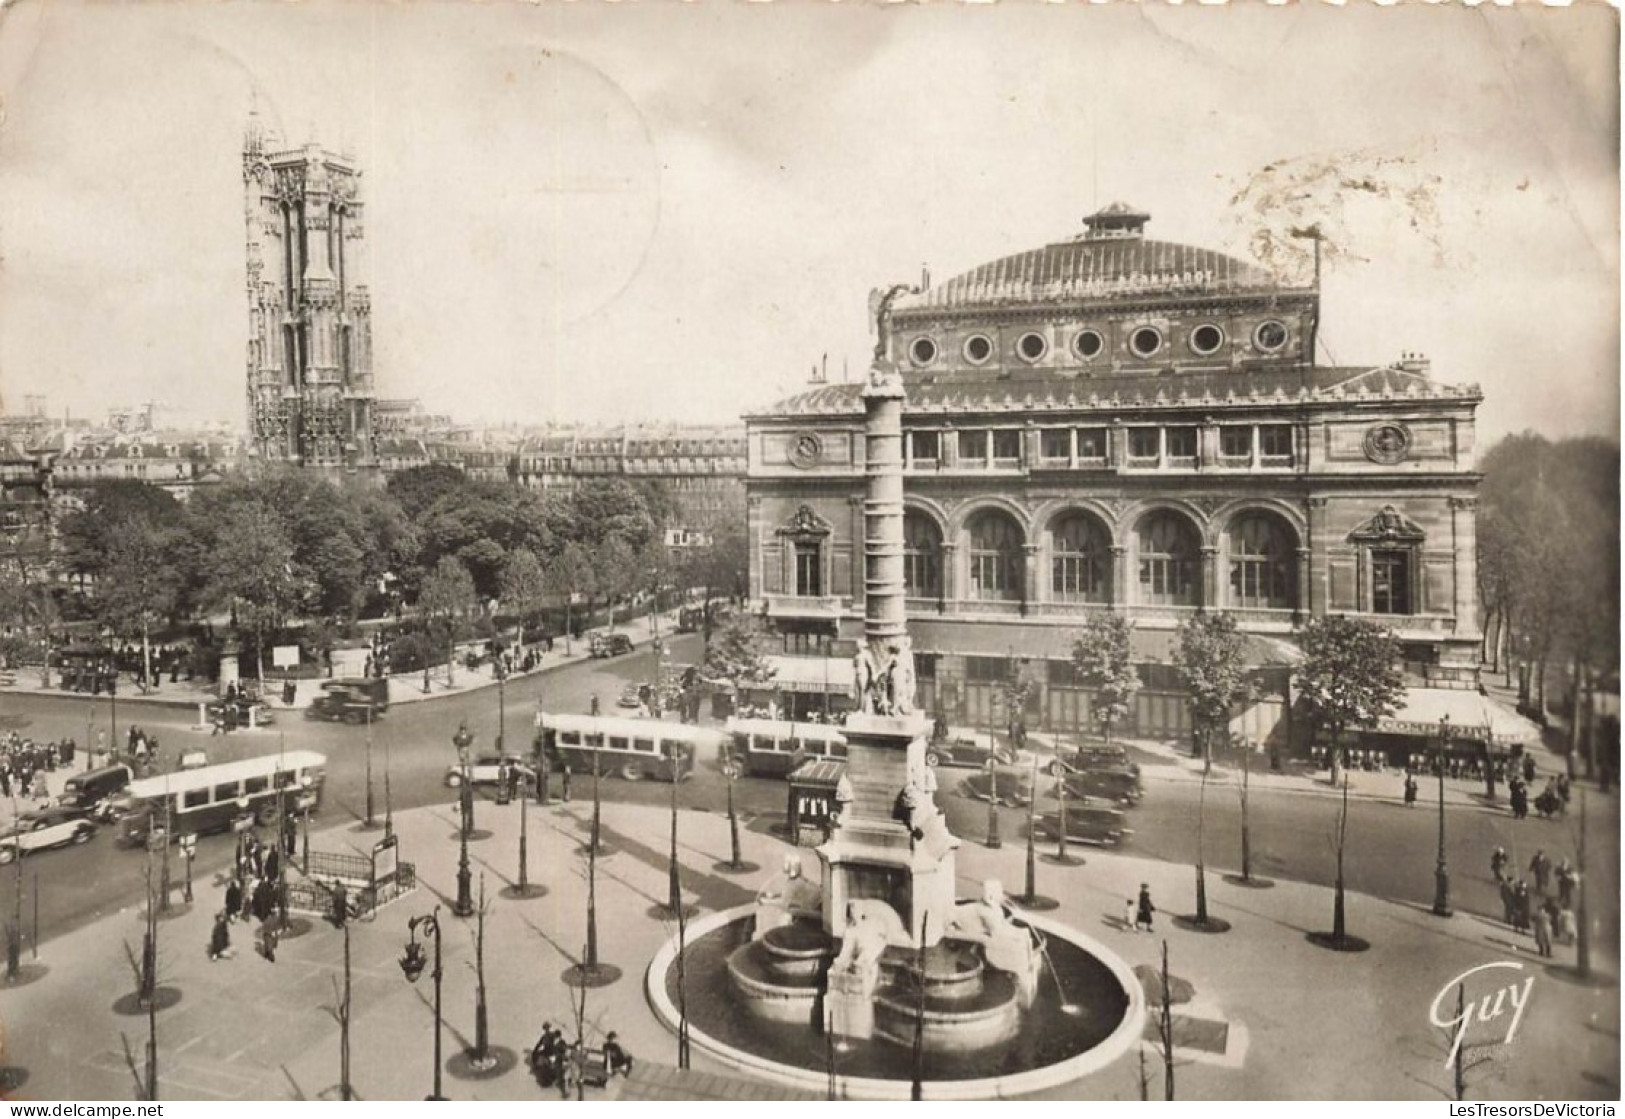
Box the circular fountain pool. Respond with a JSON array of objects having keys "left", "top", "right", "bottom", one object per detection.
[{"left": 647, "top": 905, "right": 1144, "bottom": 1100}]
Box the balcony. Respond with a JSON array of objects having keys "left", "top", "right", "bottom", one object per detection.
[{"left": 763, "top": 594, "right": 848, "bottom": 621}]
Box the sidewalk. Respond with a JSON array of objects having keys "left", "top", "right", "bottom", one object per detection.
[
  {"left": 0, "top": 609, "right": 687, "bottom": 716},
  {"left": 1, "top": 780, "right": 1614, "bottom": 1101}
]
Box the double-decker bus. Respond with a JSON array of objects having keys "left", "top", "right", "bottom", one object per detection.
[
  {"left": 112, "top": 750, "right": 326, "bottom": 845},
  {"left": 724, "top": 717, "right": 848, "bottom": 779},
  {"left": 534, "top": 713, "right": 720, "bottom": 782}
]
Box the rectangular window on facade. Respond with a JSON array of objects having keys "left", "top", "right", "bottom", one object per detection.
[
  {"left": 958, "top": 430, "right": 988, "bottom": 463},
  {"left": 1259, "top": 424, "right": 1293, "bottom": 461},
  {"left": 914, "top": 653, "right": 937, "bottom": 681},
  {"left": 794, "top": 542, "right": 822, "bottom": 597},
  {"left": 1076, "top": 428, "right": 1107, "bottom": 462},
  {"left": 1128, "top": 427, "right": 1160, "bottom": 460},
  {"left": 991, "top": 429, "right": 1021, "bottom": 463},
  {"left": 1371, "top": 550, "right": 1413, "bottom": 614},
  {"left": 1165, "top": 426, "right": 1198, "bottom": 460},
  {"left": 910, "top": 431, "right": 940, "bottom": 463},
  {"left": 1047, "top": 659, "right": 1083, "bottom": 686},
  {"left": 1040, "top": 429, "right": 1071, "bottom": 460},
  {"left": 966, "top": 656, "right": 1008, "bottom": 683},
  {"left": 1220, "top": 427, "right": 1253, "bottom": 458}
]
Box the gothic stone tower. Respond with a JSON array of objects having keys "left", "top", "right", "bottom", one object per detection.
[{"left": 242, "top": 114, "right": 376, "bottom": 468}]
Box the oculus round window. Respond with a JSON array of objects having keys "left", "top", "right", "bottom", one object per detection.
[
  {"left": 1017, "top": 332, "right": 1048, "bottom": 362},
  {"left": 1130, "top": 327, "right": 1163, "bottom": 358},
  {"left": 1190, "top": 324, "right": 1225, "bottom": 356},
  {"left": 909, "top": 336, "right": 939, "bottom": 367},
  {"left": 963, "top": 334, "right": 993, "bottom": 365},
  {"left": 1073, "top": 329, "right": 1105, "bottom": 360},
  {"left": 1253, "top": 320, "right": 1288, "bottom": 353}
]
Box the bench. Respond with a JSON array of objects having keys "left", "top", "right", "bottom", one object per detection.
[{"left": 573, "top": 1046, "right": 612, "bottom": 1089}]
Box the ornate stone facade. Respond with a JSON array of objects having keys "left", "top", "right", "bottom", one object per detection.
[
  {"left": 745, "top": 204, "right": 1484, "bottom": 744},
  {"left": 243, "top": 114, "right": 376, "bottom": 468}
]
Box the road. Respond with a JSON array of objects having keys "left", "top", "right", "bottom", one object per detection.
[{"left": 2, "top": 636, "right": 1617, "bottom": 956}]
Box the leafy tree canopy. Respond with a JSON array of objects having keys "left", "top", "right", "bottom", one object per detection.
[{"left": 1295, "top": 615, "right": 1405, "bottom": 740}]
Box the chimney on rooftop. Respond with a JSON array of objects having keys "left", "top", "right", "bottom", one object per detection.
[{"left": 1396, "top": 352, "right": 1431, "bottom": 376}]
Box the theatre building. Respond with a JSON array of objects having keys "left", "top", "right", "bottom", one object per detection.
[{"left": 744, "top": 203, "right": 1498, "bottom": 751}]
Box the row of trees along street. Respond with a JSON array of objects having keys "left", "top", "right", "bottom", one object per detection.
[
  {"left": 1477, "top": 433, "right": 1620, "bottom": 779},
  {"left": 1, "top": 463, "right": 748, "bottom": 686}
]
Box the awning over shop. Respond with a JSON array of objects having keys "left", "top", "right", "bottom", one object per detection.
[
  {"left": 755, "top": 655, "right": 856, "bottom": 695},
  {"left": 1376, "top": 687, "right": 1542, "bottom": 747}
]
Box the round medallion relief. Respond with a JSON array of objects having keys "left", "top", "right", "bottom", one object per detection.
[
  {"left": 788, "top": 432, "right": 824, "bottom": 469},
  {"left": 1363, "top": 423, "right": 1412, "bottom": 464}
]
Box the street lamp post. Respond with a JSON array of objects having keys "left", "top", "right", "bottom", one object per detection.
[
  {"left": 985, "top": 755, "right": 1002, "bottom": 849},
  {"left": 1432, "top": 716, "right": 1454, "bottom": 918},
  {"left": 724, "top": 760, "right": 743, "bottom": 869},
  {"left": 453, "top": 725, "right": 474, "bottom": 918},
  {"left": 364, "top": 706, "right": 376, "bottom": 830},
  {"left": 384, "top": 731, "right": 395, "bottom": 841},
  {"left": 400, "top": 907, "right": 446, "bottom": 1101},
  {"left": 180, "top": 834, "right": 195, "bottom": 905},
  {"left": 666, "top": 743, "right": 682, "bottom": 916}
]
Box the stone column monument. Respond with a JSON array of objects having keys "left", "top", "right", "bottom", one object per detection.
[{"left": 818, "top": 325, "right": 959, "bottom": 1039}]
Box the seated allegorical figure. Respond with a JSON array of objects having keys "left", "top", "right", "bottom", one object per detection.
[
  {"left": 830, "top": 900, "right": 900, "bottom": 993},
  {"left": 944, "top": 880, "right": 1043, "bottom": 1007},
  {"left": 752, "top": 854, "right": 822, "bottom": 940}
]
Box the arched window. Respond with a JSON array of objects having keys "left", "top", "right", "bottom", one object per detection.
[
  {"left": 903, "top": 512, "right": 942, "bottom": 598},
  {"left": 1229, "top": 513, "right": 1295, "bottom": 609},
  {"left": 967, "top": 510, "right": 1023, "bottom": 601},
  {"left": 1136, "top": 511, "right": 1199, "bottom": 606},
  {"left": 1051, "top": 512, "right": 1109, "bottom": 603}
]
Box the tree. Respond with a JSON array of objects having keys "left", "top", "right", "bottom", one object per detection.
[
  {"left": 94, "top": 521, "right": 184, "bottom": 692},
  {"left": 546, "top": 543, "right": 595, "bottom": 652},
  {"left": 1071, "top": 613, "right": 1141, "bottom": 745},
  {"left": 1000, "top": 658, "right": 1034, "bottom": 745},
  {"left": 1295, "top": 616, "right": 1405, "bottom": 776},
  {"left": 417, "top": 556, "right": 476, "bottom": 687},
  {"left": 703, "top": 614, "right": 777, "bottom": 710},
  {"left": 673, "top": 511, "right": 749, "bottom": 645},
  {"left": 498, "top": 548, "right": 548, "bottom": 650},
  {"left": 199, "top": 505, "right": 303, "bottom": 686},
  {"left": 1173, "top": 612, "right": 1258, "bottom": 769},
  {"left": 1174, "top": 612, "right": 1257, "bottom": 928},
  {"left": 596, "top": 535, "right": 638, "bottom": 631}
]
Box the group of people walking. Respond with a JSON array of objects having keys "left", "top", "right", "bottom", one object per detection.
[
  {"left": 0, "top": 732, "right": 71, "bottom": 804},
  {"left": 1491, "top": 845, "right": 1581, "bottom": 958},
  {"left": 209, "top": 827, "right": 297, "bottom": 964}
]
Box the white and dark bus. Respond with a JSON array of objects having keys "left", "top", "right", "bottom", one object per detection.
[
  {"left": 535, "top": 713, "right": 721, "bottom": 782},
  {"left": 724, "top": 717, "right": 848, "bottom": 779},
  {"left": 113, "top": 750, "right": 327, "bottom": 845}
]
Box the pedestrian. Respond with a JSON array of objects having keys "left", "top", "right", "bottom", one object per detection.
[
  {"left": 1530, "top": 850, "right": 1552, "bottom": 895},
  {"left": 1513, "top": 879, "right": 1532, "bottom": 933},
  {"left": 1135, "top": 883, "right": 1156, "bottom": 933},
  {"left": 1123, "top": 897, "right": 1136, "bottom": 931},
  {"left": 239, "top": 875, "right": 257, "bottom": 922},
  {"left": 225, "top": 877, "right": 243, "bottom": 918},
  {"left": 1556, "top": 859, "right": 1575, "bottom": 908},
  {"left": 590, "top": 694, "right": 600, "bottom": 717},
  {"left": 259, "top": 920, "right": 279, "bottom": 963},
  {"left": 1523, "top": 755, "right": 1537, "bottom": 784},
  {"left": 603, "top": 1031, "right": 633, "bottom": 1078},
  {"left": 1499, "top": 877, "right": 1516, "bottom": 926},
  {"left": 1532, "top": 904, "right": 1553, "bottom": 958},
  {"left": 208, "top": 911, "right": 234, "bottom": 961},
  {"left": 1557, "top": 904, "right": 1578, "bottom": 946},
  {"left": 561, "top": 764, "right": 572, "bottom": 803},
  {"left": 1403, "top": 774, "right": 1418, "bottom": 807}
]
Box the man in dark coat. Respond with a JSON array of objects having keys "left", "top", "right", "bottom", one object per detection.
[
  {"left": 1135, "top": 883, "right": 1156, "bottom": 933},
  {"left": 225, "top": 878, "right": 243, "bottom": 918}
]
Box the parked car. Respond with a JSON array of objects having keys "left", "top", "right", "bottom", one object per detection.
[
  {"left": 924, "top": 732, "right": 1018, "bottom": 769},
  {"left": 207, "top": 695, "right": 275, "bottom": 728},
  {"left": 308, "top": 677, "right": 391, "bottom": 724},
  {"left": 445, "top": 754, "right": 533, "bottom": 788},
  {"left": 589, "top": 633, "right": 634, "bottom": 659},
  {"left": 1055, "top": 765, "right": 1143, "bottom": 805},
  {"left": 617, "top": 683, "right": 645, "bottom": 709},
  {"left": 958, "top": 769, "right": 1034, "bottom": 808},
  {"left": 0, "top": 806, "right": 97, "bottom": 864},
  {"left": 1031, "top": 803, "right": 1129, "bottom": 848}
]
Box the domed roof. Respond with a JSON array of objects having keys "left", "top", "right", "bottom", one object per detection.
[{"left": 893, "top": 204, "right": 1282, "bottom": 314}]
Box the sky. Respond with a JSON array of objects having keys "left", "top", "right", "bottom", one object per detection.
[{"left": 0, "top": 1, "right": 1617, "bottom": 448}]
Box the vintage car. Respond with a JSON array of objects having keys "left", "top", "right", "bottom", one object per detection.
[
  {"left": 589, "top": 632, "right": 635, "bottom": 659},
  {"left": 207, "top": 694, "right": 275, "bottom": 729},
  {"left": 617, "top": 683, "right": 645, "bottom": 709},
  {"left": 1031, "top": 803, "right": 1130, "bottom": 848},
  {"left": 0, "top": 806, "right": 97, "bottom": 864},
  {"left": 445, "top": 753, "right": 533, "bottom": 788},
  {"left": 308, "top": 677, "right": 391, "bottom": 724},
  {"left": 957, "top": 769, "right": 1035, "bottom": 808},
  {"left": 1054, "top": 764, "right": 1143, "bottom": 805},
  {"left": 924, "top": 732, "right": 1018, "bottom": 770}
]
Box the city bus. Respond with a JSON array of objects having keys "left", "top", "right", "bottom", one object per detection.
[
  {"left": 112, "top": 750, "right": 327, "bottom": 845},
  {"left": 723, "top": 717, "right": 848, "bottom": 779},
  {"left": 535, "top": 713, "right": 719, "bottom": 782}
]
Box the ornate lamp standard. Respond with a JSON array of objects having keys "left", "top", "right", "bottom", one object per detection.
[
  {"left": 1432, "top": 715, "right": 1454, "bottom": 918},
  {"left": 400, "top": 907, "right": 447, "bottom": 1101},
  {"left": 665, "top": 742, "right": 683, "bottom": 916},
  {"left": 984, "top": 754, "right": 1002, "bottom": 849},
  {"left": 452, "top": 722, "right": 475, "bottom": 918},
  {"left": 363, "top": 705, "right": 377, "bottom": 830}
]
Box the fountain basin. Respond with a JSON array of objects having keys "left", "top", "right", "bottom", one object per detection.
[
  {"left": 649, "top": 904, "right": 1145, "bottom": 1100},
  {"left": 872, "top": 966, "right": 1020, "bottom": 1051}
]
